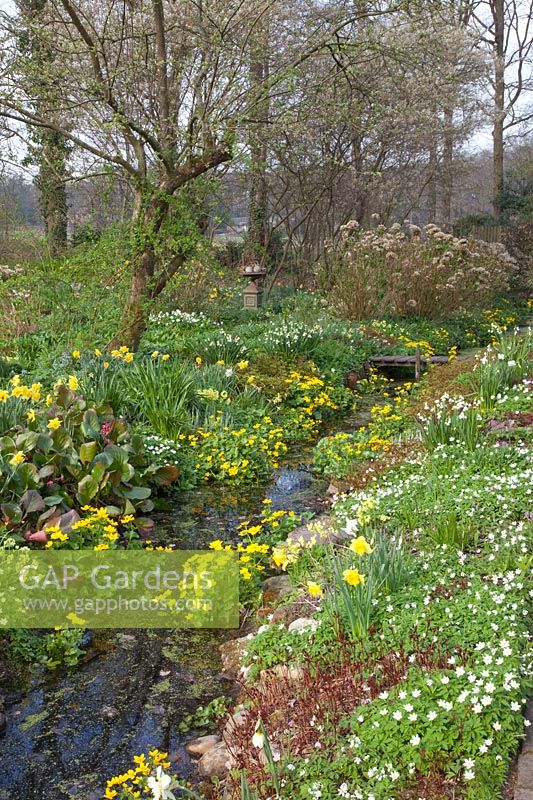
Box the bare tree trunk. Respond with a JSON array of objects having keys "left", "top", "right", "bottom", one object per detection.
[
  {"left": 19, "top": 0, "right": 69, "bottom": 255},
  {"left": 492, "top": 0, "right": 505, "bottom": 216},
  {"left": 245, "top": 18, "right": 270, "bottom": 264},
  {"left": 441, "top": 106, "right": 454, "bottom": 230}
]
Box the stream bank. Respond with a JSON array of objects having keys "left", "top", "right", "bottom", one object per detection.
[{"left": 0, "top": 459, "right": 331, "bottom": 800}]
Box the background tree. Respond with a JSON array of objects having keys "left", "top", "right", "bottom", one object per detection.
[
  {"left": 17, "top": 0, "right": 70, "bottom": 255},
  {"left": 471, "top": 0, "right": 533, "bottom": 214},
  {"left": 0, "top": 0, "right": 375, "bottom": 346}
]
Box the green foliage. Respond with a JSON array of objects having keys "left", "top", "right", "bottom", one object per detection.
[
  {"left": 5, "top": 627, "right": 85, "bottom": 670},
  {"left": 178, "top": 695, "right": 231, "bottom": 734},
  {"left": 419, "top": 407, "right": 482, "bottom": 451},
  {"left": 465, "top": 329, "right": 531, "bottom": 411},
  {"left": 120, "top": 357, "right": 196, "bottom": 438},
  {"left": 0, "top": 383, "right": 178, "bottom": 531}
]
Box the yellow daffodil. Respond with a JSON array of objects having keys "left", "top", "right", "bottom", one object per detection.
[
  {"left": 307, "top": 581, "right": 323, "bottom": 597},
  {"left": 47, "top": 417, "right": 61, "bottom": 431},
  {"left": 68, "top": 375, "right": 79, "bottom": 391},
  {"left": 342, "top": 568, "right": 365, "bottom": 587},
  {"left": 349, "top": 536, "right": 373, "bottom": 556},
  {"left": 72, "top": 350, "right": 81, "bottom": 359}
]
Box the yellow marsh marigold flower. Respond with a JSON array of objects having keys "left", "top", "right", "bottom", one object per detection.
[
  {"left": 307, "top": 581, "right": 323, "bottom": 597},
  {"left": 72, "top": 350, "right": 81, "bottom": 359},
  {"left": 121, "top": 515, "right": 135, "bottom": 524},
  {"left": 68, "top": 375, "right": 79, "bottom": 391},
  {"left": 240, "top": 567, "right": 252, "bottom": 580},
  {"left": 343, "top": 568, "right": 365, "bottom": 587},
  {"left": 243, "top": 525, "right": 262, "bottom": 536},
  {"left": 209, "top": 540, "right": 224, "bottom": 551},
  {"left": 9, "top": 451, "right": 25, "bottom": 467},
  {"left": 49, "top": 530, "right": 68, "bottom": 542},
  {"left": 47, "top": 417, "right": 61, "bottom": 431},
  {"left": 94, "top": 543, "right": 110, "bottom": 551},
  {"left": 349, "top": 536, "right": 373, "bottom": 556}
]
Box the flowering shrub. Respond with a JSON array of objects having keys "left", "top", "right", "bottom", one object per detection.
[{"left": 327, "top": 221, "right": 515, "bottom": 319}]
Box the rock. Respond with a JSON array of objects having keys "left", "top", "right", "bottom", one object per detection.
[
  {"left": 262, "top": 574, "right": 293, "bottom": 603},
  {"left": 288, "top": 617, "right": 319, "bottom": 634},
  {"left": 270, "top": 597, "right": 311, "bottom": 625},
  {"left": 223, "top": 709, "right": 250, "bottom": 746},
  {"left": 219, "top": 635, "right": 252, "bottom": 680},
  {"left": 271, "top": 664, "right": 305, "bottom": 682},
  {"left": 197, "top": 741, "right": 233, "bottom": 778},
  {"left": 185, "top": 734, "right": 221, "bottom": 757},
  {"left": 287, "top": 515, "right": 340, "bottom": 545}
]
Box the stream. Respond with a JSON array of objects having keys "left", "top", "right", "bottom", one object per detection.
[{"left": 0, "top": 461, "right": 330, "bottom": 800}]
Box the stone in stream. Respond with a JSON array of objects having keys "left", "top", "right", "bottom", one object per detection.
[
  {"left": 197, "top": 740, "right": 234, "bottom": 777},
  {"left": 185, "top": 733, "right": 221, "bottom": 757}
]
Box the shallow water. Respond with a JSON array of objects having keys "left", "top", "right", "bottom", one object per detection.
[{"left": 0, "top": 463, "right": 328, "bottom": 800}]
